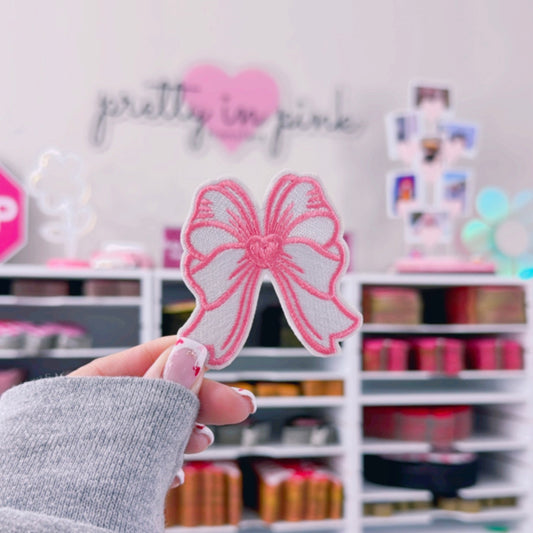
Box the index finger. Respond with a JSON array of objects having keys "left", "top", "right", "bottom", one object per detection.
[
  {"left": 196, "top": 379, "right": 255, "bottom": 425},
  {"left": 69, "top": 336, "right": 176, "bottom": 377}
]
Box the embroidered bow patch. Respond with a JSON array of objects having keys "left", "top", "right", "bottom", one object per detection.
[{"left": 179, "top": 173, "right": 361, "bottom": 368}]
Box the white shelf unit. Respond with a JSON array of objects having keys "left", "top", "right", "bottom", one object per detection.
[
  {"left": 362, "top": 507, "right": 528, "bottom": 528},
  {"left": 185, "top": 443, "right": 346, "bottom": 462},
  {"left": 356, "top": 273, "right": 533, "bottom": 533},
  {"left": 166, "top": 526, "right": 236, "bottom": 533},
  {"left": 0, "top": 265, "right": 153, "bottom": 378},
  {"left": 1, "top": 266, "right": 531, "bottom": 533},
  {"left": 0, "top": 347, "right": 131, "bottom": 359},
  {"left": 154, "top": 268, "right": 356, "bottom": 533},
  {"left": 0, "top": 295, "right": 144, "bottom": 307}
]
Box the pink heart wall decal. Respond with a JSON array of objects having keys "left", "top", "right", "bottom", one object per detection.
[{"left": 183, "top": 65, "right": 280, "bottom": 152}]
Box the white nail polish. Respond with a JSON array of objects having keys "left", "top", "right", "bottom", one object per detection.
[
  {"left": 163, "top": 337, "right": 207, "bottom": 393},
  {"left": 175, "top": 468, "right": 185, "bottom": 486},
  {"left": 170, "top": 468, "right": 185, "bottom": 488},
  {"left": 194, "top": 423, "right": 215, "bottom": 446},
  {"left": 231, "top": 387, "right": 257, "bottom": 414}
]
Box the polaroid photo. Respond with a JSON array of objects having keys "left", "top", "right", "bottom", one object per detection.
[
  {"left": 410, "top": 81, "right": 453, "bottom": 123},
  {"left": 387, "top": 171, "right": 422, "bottom": 218},
  {"left": 385, "top": 110, "right": 420, "bottom": 164},
  {"left": 419, "top": 136, "right": 445, "bottom": 183},
  {"left": 436, "top": 169, "right": 473, "bottom": 217},
  {"left": 404, "top": 209, "right": 453, "bottom": 246},
  {"left": 440, "top": 121, "right": 479, "bottom": 163},
  {"left": 420, "top": 137, "right": 443, "bottom": 164}
]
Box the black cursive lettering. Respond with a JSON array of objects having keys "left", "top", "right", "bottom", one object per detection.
[
  {"left": 268, "top": 90, "right": 365, "bottom": 156},
  {"left": 89, "top": 78, "right": 365, "bottom": 156}
]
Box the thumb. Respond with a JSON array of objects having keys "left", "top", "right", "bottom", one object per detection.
[
  {"left": 143, "top": 337, "right": 207, "bottom": 395},
  {"left": 144, "top": 337, "right": 210, "bottom": 490}
]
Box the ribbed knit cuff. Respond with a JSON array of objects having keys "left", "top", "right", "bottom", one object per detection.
[{"left": 0, "top": 377, "right": 199, "bottom": 532}]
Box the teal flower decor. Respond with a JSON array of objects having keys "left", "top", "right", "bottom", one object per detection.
[{"left": 461, "top": 188, "right": 533, "bottom": 277}]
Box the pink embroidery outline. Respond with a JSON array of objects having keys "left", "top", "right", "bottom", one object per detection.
[{"left": 179, "top": 173, "right": 361, "bottom": 368}]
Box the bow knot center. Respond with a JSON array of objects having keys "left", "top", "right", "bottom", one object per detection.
[{"left": 246, "top": 234, "right": 282, "bottom": 269}]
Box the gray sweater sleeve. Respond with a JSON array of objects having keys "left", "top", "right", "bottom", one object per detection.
[{"left": 0, "top": 376, "right": 200, "bottom": 533}]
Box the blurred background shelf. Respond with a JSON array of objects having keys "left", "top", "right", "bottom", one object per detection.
[
  {"left": 362, "top": 511, "right": 432, "bottom": 527},
  {"left": 458, "top": 475, "right": 529, "bottom": 499},
  {"left": 256, "top": 396, "right": 345, "bottom": 408},
  {"left": 0, "top": 295, "right": 143, "bottom": 307},
  {"left": 362, "top": 481, "right": 433, "bottom": 503},
  {"left": 362, "top": 507, "right": 527, "bottom": 528},
  {"left": 362, "top": 324, "right": 528, "bottom": 334},
  {"left": 186, "top": 444, "right": 345, "bottom": 461},
  {"left": 361, "top": 437, "right": 431, "bottom": 454},
  {"left": 239, "top": 347, "right": 311, "bottom": 357},
  {"left": 269, "top": 519, "right": 346, "bottom": 531},
  {"left": 361, "top": 370, "right": 527, "bottom": 381},
  {"left": 208, "top": 370, "right": 345, "bottom": 382},
  {"left": 360, "top": 391, "right": 527, "bottom": 406},
  {"left": 1, "top": 269, "right": 531, "bottom": 533},
  {"left": 0, "top": 347, "right": 129, "bottom": 359}
]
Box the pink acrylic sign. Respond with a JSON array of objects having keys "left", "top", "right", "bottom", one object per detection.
[
  {"left": 183, "top": 65, "right": 280, "bottom": 152},
  {"left": 163, "top": 226, "right": 183, "bottom": 268},
  {"left": 0, "top": 166, "right": 26, "bottom": 262}
]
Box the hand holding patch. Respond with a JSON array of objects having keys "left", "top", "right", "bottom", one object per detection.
[{"left": 179, "top": 173, "right": 361, "bottom": 368}]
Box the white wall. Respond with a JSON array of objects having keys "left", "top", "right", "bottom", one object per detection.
[{"left": 1, "top": 0, "right": 532, "bottom": 271}]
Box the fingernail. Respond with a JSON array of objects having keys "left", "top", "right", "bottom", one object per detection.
[
  {"left": 170, "top": 468, "right": 185, "bottom": 488},
  {"left": 231, "top": 387, "right": 257, "bottom": 414},
  {"left": 163, "top": 337, "right": 207, "bottom": 392},
  {"left": 193, "top": 423, "right": 214, "bottom": 447}
]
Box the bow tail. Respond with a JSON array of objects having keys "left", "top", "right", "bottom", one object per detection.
[
  {"left": 272, "top": 271, "right": 361, "bottom": 356},
  {"left": 179, "top": 267, "right": 263, "bottom": 368}
]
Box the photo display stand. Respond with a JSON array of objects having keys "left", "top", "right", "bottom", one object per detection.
[{"left": 385, "top": 82, "right": 494, "bottom": 273}]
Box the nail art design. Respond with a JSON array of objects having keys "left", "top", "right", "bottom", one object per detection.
[
  {"left": 231, "top": 387, "right": 258, "bottom": 414},
  {"left": 170, "top": 468, "right": 185, "bottom": 488},
  {"left": 194, "top": 423, "right": 214, "bottom": 446},
  {"left": 163, "top": 337, "right": 207, "bottom": 390}
]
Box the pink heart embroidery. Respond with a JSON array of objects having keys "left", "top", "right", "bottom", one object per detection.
[
  {"left": 183, "top": 65, "right": 279, "bottom": 152},
  {"left": 246, "top": 234, "right": 282, "bottom": 268}
]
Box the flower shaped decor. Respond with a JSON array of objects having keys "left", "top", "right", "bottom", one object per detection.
[
  {"left": 461, "top": 187, "right": 533, "bottom": 276},
  {"left": 28, "top": 150, "right": 96, "bottom": 261}
]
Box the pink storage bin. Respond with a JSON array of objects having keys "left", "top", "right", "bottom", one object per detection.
[
  {"left": 388, "top": 340, "right": 409, "bottom": 371},
  {"left": 11, "top": 279, "right": 69, "bottom": 297},
  {"left": 454, "top": 405, "right": 473, "bottom": 440},
  {"left": 362, "top": 338, "right": 409, "bottom": 371},
  {"left": 364, "top": 407, "right": 396, "bottom": 439},
  {"left": 362, "top": 339, "right": 382, "bottom": 371},
  {"left": 466, "top": 338, "right": 498, "bottom": 369},
  {"left": 23, "top": 323, "right": 57, "bottom": 352},
  {"left": 441, "top": 339, "right": 464, "bottom": 374},
  {"left": 503, "top": 340, "right": 523, "bottom": 370},
  {"left": 411, "top": 338, "right": 439, "bottom": 372},
  {"left": 364, "top": 406, "right": 474, "bottom": 443},
  {"left": 53, "top": 323, "right": 91, "bottom": 349},
  {"left": 398, "top": 407, "right": 430, "bottom": 441},
  {"left": 466, "top": 338, "right": 523, "bottom": 370},
  {"left": 412, "top": 337, "right": 464, "bottom": 375},
  {"left": 431, "top": 407, "right": 456, "bottom": 447},
  {"left": 0, "top": 321, "right": 26, "bottom": 349},
  {"left": 362, "top": 287, "right": 422, "bottom": 324}
]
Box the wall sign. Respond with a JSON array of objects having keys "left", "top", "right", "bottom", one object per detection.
[
  {"left": 90, "top": 64, "right": 366, "bottom": 157},
  {"left": 0, "top": 166, "right": 27, "bottom": 263}
]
